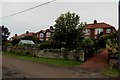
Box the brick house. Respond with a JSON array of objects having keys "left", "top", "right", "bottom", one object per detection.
[
  {"left": 10, "top": 20, "right": 116, "bottom": 42},
  {"left": 84, "top": 20, "right": 116, "bottom": 38},
  {"left": 10, "top": 31, "right": 34, "bottom": 41},
  {"left": 36, "top": 26, "right": 54, "bottom": 41}
]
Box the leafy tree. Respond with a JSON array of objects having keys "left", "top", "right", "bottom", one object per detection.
[
  {"left": 96, "top": 32, "right": 106, "bottom": 48},
  {"left": 32, "top": 34, "right": 39, "bottom": 44},
  {"left": 52, "top": 11, "right": 85, "bottom": 49},
  {"left": 106, "top": 30, "right": 118, "bottom": 54},
  {"left": 0, "top": 25, "right": 10, "bottom": 45},
  {"left": 97, "top": 32, "right": 103, "bottom": 39},
  {"left": 11, "top": 39, "right": 20, "bottom": 46},
  {"left": 1, "top": 25, "right": 10, "bottom": 41},
  {"left": 82, "top": 38, "right": 94, "bottom": 59},
  {"left": 106, "top": 30, "right": 118, "bottom": 69}
]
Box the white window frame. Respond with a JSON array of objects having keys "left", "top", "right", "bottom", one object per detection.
[
  {"left": 85, "top": 29, "right": 90, "bottom": 35},
  {"left": 40, "top": 39, "right": 43, "bottom": 41},
  {"left": 46, "top": 32, "right": 51, "bottom": 37},
  {"left": 106, "top": 29, "right": 111, "bottom": 33},
  {"left": 40, "top": 33, "right": 43, "bottom": 37},
  {"left": 95, "top": 28, "right": 103, "bottom": 35}
]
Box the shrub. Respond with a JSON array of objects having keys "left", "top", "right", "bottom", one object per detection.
[
  {"left": 74, "top": 53, "right": 79, "bottom": 61},
  {"left": 26, "top": 51, "right": 30, "bottom": 55},
  {"left": 61, "top": 47, "right": 68, "bottom": 60},
  {"left": 40, "top": 42, "right": 51, "bottom": 50}
]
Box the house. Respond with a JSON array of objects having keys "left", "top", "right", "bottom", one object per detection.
[
  {"left": 10, "top": 26, "right": 54, "bottom": 42},
  {"left": 10, "top": 31, "right": 34, "bottom": 41},
  {"left": 84, "top": 20, "right": 116, "bottom": 38},
  {"left": 36, "top": 26, "right": 54, "bottom": 41}
]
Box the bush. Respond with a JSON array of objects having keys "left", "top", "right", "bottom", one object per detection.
[
  {"left": 40, "top": 42, "right": 51, "bottom": 50},
  {"left": 40, "top": 42, "right": 55, "bottom": 50},
  {"left": 26, "top": 51, "right": 30, "bottom": 55},
  {"left": 61, "top": 47, "right": 68, "bottom": 60},
  {"left": 74, "top": 52, "right": 79, "bottom": 61}
]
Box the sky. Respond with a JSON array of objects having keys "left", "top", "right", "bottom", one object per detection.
[{"left": 0, "top": 0, "right": 119, "bottom": 38}]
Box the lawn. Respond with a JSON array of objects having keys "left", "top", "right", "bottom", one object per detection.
[{"left": 3, "top": 52, "right": 82, "bottom": 67}]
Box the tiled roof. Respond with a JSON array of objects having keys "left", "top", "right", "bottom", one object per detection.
[
  {"left": 10, "top": 32, "right": 34, "bottom": 40},
  {"left": 37, "top": 28, "right": 54, "bottom": 34},
  {"left": 19, "top": 32, "right": 34, "bottom": 37},
  {"left": 85, "top": 22, "right": 114, "bottom": 29}
]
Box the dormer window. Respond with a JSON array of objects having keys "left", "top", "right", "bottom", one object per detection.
[{"left": 106, "top": 29, "right": 111, "bottom": 33}]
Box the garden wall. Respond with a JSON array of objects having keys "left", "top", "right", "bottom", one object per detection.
[{"left": 3, "top": 46, "right": 85, "bottom": 62}]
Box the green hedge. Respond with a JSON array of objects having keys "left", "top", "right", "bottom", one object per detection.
[{"left": 40, "top": 42, "right": 54, "bottom": 50}]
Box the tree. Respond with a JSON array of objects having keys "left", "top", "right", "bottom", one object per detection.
[
  {"left": 106, "top": 30, "right": 118, "bottom": 54},
  {"left": 82, "top": 38, "right": 94, "bottom": 59},
  {"left": 32, "top": 34, "right": 39, "bottom": 44},
  {"left": 1, "top": 25, "right": 10, "bottom": 41},
  {"left": 96, "top": 32, "right": 106, "bottom": 48},
  {"left": 11, "top": 39, "right": 20, "bottom": 46},
  {"left": 0, "top": 25, "right": 10, "bottom": 45},
  {"left": 52, "top": 11, "right": 85, "bottom": 49}
]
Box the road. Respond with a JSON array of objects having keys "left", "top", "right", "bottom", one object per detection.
[{"left": 2, "top": 55, "right": 110, "bottom": 78}]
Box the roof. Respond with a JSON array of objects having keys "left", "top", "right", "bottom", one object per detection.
[
  {"left": 36, "top": 28, "right": 54, "bottom": 34},
  {"left": 10, "top": 32, "right": 34, "bottom": 40},
  {"left": 18, "top": 40, "right": 35, "bottom": 45},
  {"left": 19, "top": 32, "right": 34, "bottom": 37},
  {"left": 85, "top": 20, "right": 115, "bottom": 29}
]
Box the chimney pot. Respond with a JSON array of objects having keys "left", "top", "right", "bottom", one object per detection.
[{"left": 94, "top": 20, "right": 97, "bottom": 24}]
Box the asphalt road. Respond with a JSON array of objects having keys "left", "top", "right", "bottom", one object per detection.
[{"left": 2, "top": 55, "right": 110, "bottom": 78}]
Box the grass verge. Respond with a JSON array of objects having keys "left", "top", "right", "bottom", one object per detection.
[
  {"left": 102, "top": 67, "right": 119, "bottom": 77},
  {"left": 3, "top": 52, "right": 82, "bottom": 67}
]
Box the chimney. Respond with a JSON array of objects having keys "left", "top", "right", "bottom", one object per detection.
[
  {"left": 94, "top": 20, "right": 97, "bottom": 24},
  {"left": 50, "top": 26, "right": 53, "bottom": 30},
  {"left": 26, "top": 31, "right": 29, "bottom": 34},
  {"left": 15, "top": 34, "right": 18, "bottom": 36}
]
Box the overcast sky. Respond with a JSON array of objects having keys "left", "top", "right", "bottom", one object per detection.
[{"left": 0, "top": 0, "right": 119, "bottom": 38}]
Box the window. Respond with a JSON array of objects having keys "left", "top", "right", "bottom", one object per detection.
[
  {"left": 46, "top": 32, "right": 51, "bottom": 37},
  {"left": 40, "top": 33, "right": 43, "bottom": 37},
  {"left": 106, "top": 29, "right": 111, "bottom": 33},
  {"left": 85, "top": 29, "right": 90, "bottom": 35},
  {"left": 95, "top": 28, "right": 103, "bottom": 35}
]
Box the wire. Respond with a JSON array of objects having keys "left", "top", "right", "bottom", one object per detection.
[{"left": 1, "top": 0, "right": 56, "bottom": 19}]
